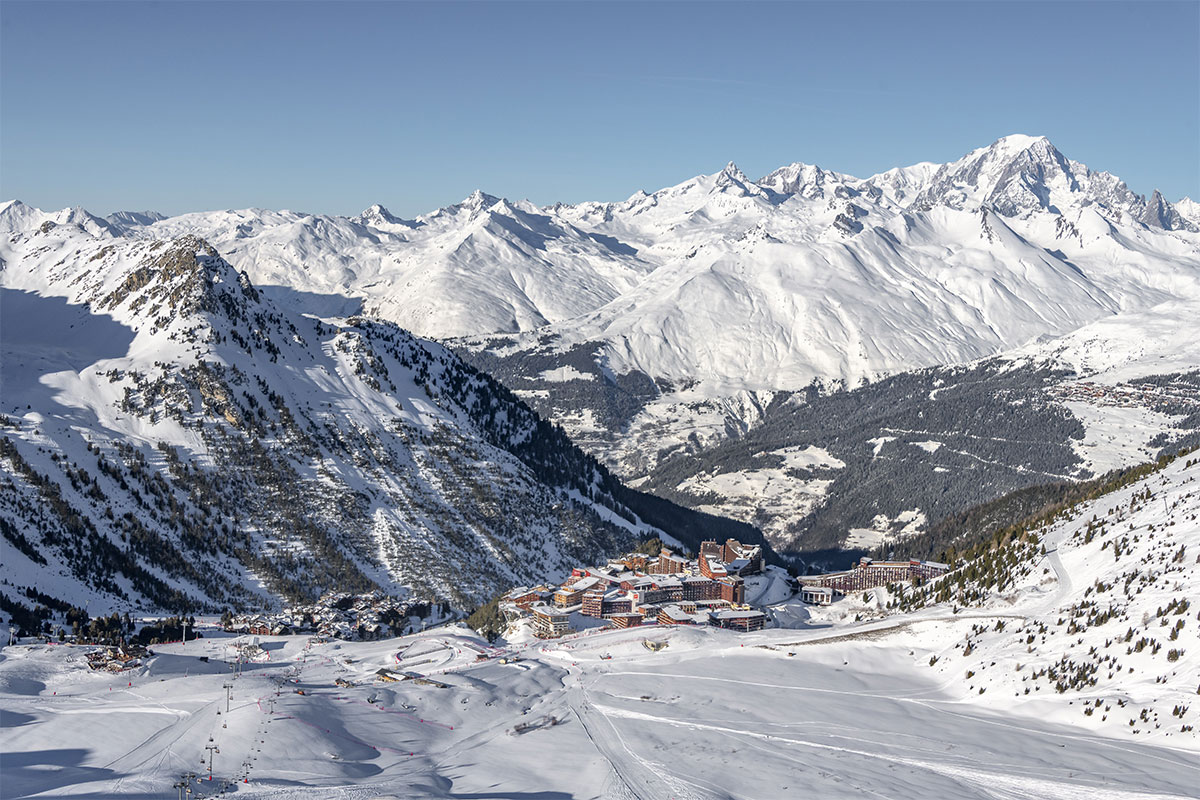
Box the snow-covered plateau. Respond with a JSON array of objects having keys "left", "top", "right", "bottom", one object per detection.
[{"left": 2, "top": 451, "right": 1198, "bottom": 798}]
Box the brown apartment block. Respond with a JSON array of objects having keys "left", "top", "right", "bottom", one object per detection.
[{"left": 651, "top": 549, "right": 689, "bottom": 575}]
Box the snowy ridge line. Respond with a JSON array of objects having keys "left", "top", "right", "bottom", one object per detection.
[{"left": 6, "top": 133, "right": 1199, "bottom": 393}]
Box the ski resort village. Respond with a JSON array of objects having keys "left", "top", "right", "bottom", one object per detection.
[
  {"left": 502, "top": 539, "right": 772, "bottom": 638},
  {"left": 499, "top": 540, "right": 951, "bottom": 640}
]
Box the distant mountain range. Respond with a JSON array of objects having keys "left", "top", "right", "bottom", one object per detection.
[{"left": 3, "top": 134, "right": 1198, "bottom": 601}]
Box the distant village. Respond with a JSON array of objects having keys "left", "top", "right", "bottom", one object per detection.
[
  {"left": 217, "top": 546, "right": 953, "bottom": 644},
  {"left": 1049, "top": 380, "right": 1200, "bottom": 412}
]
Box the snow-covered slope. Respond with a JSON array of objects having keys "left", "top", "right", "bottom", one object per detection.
[
  {"left": 0, "top": 224, "right": 705, "bottom": 615},
  {"left": 890, "top": 449, "right": 1200, "bottom": 748},
  {"left": 97, "top": 192, "right": 654, "bottom": 339},
  {"left": 3, "top": 454, "right": 1196, "bottom": 799},
  {"left": 1006, "top": 298, "right": 1200, "bottom": 385}
]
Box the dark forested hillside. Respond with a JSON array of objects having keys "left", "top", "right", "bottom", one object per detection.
[{"left": 639, "top": 361, "right": 1086, "bottom": 563}]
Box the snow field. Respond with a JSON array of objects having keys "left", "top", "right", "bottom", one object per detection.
[{"left": 4, "top": 607, "right": 1198, "bottom": 799}]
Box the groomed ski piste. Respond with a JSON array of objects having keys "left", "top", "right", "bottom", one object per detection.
[
  {"left": 4, "top": 454, "right": 1199, "bottom": 799},
  {"left": 3, "top": 626, "right": 1197, "bottom": 798},
  {"left": 2, "top": 627, "right": 1196, "bottom": 800}
]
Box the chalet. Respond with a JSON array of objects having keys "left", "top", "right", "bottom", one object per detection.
[
  {"left": 658, "top": 605, "right": 698, "bottom": 626},
  {"left": 620, "top": 553, "right": 650, "bottom": 572},
  {"left": 503, "top": 587, "right": 542, "bottom": 609},
  {"left": 554, "top": 575, "right": 601, "bottom": 607},
  {"left": 681, "top": 575, "right": 721, "bottom": 602},
  {"left": 629, "top": 585, "right": 671, "bottom": 607},
  {"left": 691, "top": 599, "right": 731, "bottom": 611},
  {"left": 553, "top": 587, "right": 584, "bottom": 608},
  {"left": 718, "top": 576, "right": 745, "bottom": 605},
  {"left": 603, "top": 594, "right": 633, "bottom": 617},
  {"left": 800, "top": 586, "right": 834, "bottom": 605},
  {"left": 247, "top": 618, "right": 271, "bottom": 636},
  {"left": 700, "top": 557, "right": 728, "bottom": 580},
  {"left": 620, "top": 575, "right": 656, "bottom": 593},
  {"left": 581, "top": 588, "right": 606, "bottom": 617},
  {"left": 720, "top": 539, "right": 764, "bottom": 575},
  {"left": 659, "top": 576, "right": 684, "bottom": 600},
  {"left": 583, "top": 589, "right": 634, "bottom": 618},
  {"left": 609, "top": 612, "right": 644, "bottom": 629},
  {"left": 651, "top": 548, "right": 688, "bottom": 575}
]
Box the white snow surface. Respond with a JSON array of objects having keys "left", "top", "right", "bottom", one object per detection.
[{"left": 906, "top": 451, "right": 1200, "bottom": 754}]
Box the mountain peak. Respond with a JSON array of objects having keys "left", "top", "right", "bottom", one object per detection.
[
  {"left": 52, "top": 205, "right": 119, "bottom": 238},
  {"left": 106, "top": 210, "right": 167, "bottom": 231},
  {"left": 455, "top": 190, "right": 502, "bottom": 215},
  {"left": 0, "top": 199, "right": 39, "bottom": 234},
  {"left": 717, "top": 161, "right": 750, "bottom": 184},
  {"left": 989, "top": 133, "right": 1054, "bottom": 151},
  {"left": 758, "top": 162, "right": 839, "bottom": 198},
  {"left": 1176, "top": 195, "right": 1200, "bottom": 223},
  {"left": 712, "top": 161, "right": 770, "bottom": 199},
  {"left": 356, "top": 203, "right": 408, "bottom": 228},
  {"left": 1139, "top": 188, "right": 1196, "bottom": 232},
  {"left": 909, "top": 133, "right": 1083, "bottom": 216},
  {"left": 99, "top": 234, "right": 260, "bottom": 323}
]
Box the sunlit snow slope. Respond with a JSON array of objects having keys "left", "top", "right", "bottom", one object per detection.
[{"left": 909, "top": 450, "right": 1200, "bottom": 747}]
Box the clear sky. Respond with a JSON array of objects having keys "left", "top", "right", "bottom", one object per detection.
[{"left": 2, "top": 1, "right": 1197, "bottom": 217}]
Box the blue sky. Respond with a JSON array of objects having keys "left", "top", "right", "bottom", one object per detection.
[{"left": 2, "top": 1, "right": 1196, "bottom": 217}]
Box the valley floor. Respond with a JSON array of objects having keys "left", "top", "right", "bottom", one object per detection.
[{"left": 2, "top": 615, "right": 1196, "bottom": 800}]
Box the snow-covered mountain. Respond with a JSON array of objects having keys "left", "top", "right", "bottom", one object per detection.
[
  {"left": 466, "top": 135, "right": 1198, "bottom": 399},
  {"left": 4, "top": 135, "right": 1198, "bottom": 562},
  {"left": 0, "top": 224, "right": 761, "bottom": 616},
  {"left": 9, "top": 134, "right": 1193, "bottom": 384}
]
